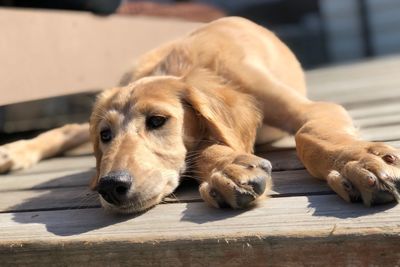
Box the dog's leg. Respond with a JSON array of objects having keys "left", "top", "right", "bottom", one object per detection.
[
  {"left": 194, "top": 144, "right": 272, "bottom": 208},
  {"left": 294, "top": 103, "right": 400, "bottom": 205},
  {"left": 0, "top": 123, "right": 89, "bottom": 173},
  {"left": 237, "top": 64, "right": 400, "bottom": 206}
]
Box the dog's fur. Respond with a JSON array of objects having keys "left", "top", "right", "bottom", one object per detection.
[{"left": 1, "top": 17, "right": 399, "bottom": 213}]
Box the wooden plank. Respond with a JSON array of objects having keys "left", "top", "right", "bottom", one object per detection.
[
  {"left": 270, "top": 170, "right": 330, "bottom": 196},
  {"left": 1, "top": 235, "right": 399, "bottom": 267},
  {"left": 310, "top": 79, "right": 400, "bottom": 100},
  {"left": 0, "top": 195, "right": 399, "bottom": 265},
  {"left": 0, "top": 169, "right": 93, "bottom": 191},
  {"left": 307, "top": 56, "right": 400, "bottom": 83},
  {"left": 0, "top": 185, "right": 202, "bottom": 213},
  {"left": 0, "top": 149, "right": 305, "bottom": 192},
  {"left": 258, "top": 149, "right": 303, "bottom": 171},
  {"left": 0, "top": 9, "right": 200, "bottom": 105},
  {"left": 6, "top": 148, "right": 305, "bottom": 177},
  {"left": 386, "top": 140, "right": 400, "bottom": 148},
  {"left": 355, "top": 113, "right": 400, "bottom": 129},
  {"left": 306, "top": 57, "right": 400, "bottom": 112},
  {"left": 348, "top": 102, "right": 400, "bottom": 119},
  {"left": 360, "top": 124, "right": 400, "bottom": 142},
  {"left": 0, "top": 187, "right": 98, "bottom": 213},
  {"left": 12, "top": 156, "right": 95, "bottom": 175},
  {"left": 313, "top": 86, "right": 400, "bottom": 107},
  {"left": 307, "top": 55, "right": 400, "bottom": 97},
  {"left": 0, "top": 169, "right": 331, "bottom": 212}
]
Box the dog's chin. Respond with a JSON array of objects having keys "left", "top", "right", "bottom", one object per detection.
[
  {"left": 99, "top": 193, "right": 164, "bottom": 214},
  {"left": 99, "top": 196, "right": 161, "bottom": 214},
  {"left": 99, "top": 182, "right": 179, "bottom": 214}
]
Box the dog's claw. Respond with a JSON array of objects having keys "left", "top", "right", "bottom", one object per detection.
[
  {"left": 209, "top": 189, "right": 230, "bottom": 208},
  {"left": 0, "top": 147, "right": 13, "bottom": 174},
  {"left": 234, "top": 188, "right": 257, "bottom": 208},
  {"left": 328, "top": 143, "right": 400, "bottom": 206}
]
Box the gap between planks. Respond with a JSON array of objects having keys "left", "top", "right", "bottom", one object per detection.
[{"left": 0, "top": 169, "right": 332, "bottom": 213}]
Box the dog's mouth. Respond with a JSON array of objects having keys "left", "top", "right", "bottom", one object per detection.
[
  {"left": 99, "top": 193, "right": 164, "bottom": 214},
  {"left": 95, "top": 169, "right": 182, "bottom": 214},
  {"left": 98, "top": 177, "right": 181, "bottom": 214}
]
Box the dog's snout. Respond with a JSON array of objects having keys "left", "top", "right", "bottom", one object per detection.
[{"left": 97, "top": 171, "right": 133, "bottom": 205}]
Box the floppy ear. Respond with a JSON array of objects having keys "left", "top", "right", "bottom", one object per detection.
[{"left": 182, "top": 72, "right": 262, "bottom": 153}]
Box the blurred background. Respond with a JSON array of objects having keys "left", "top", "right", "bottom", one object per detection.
[{"left": 1, "top": 0, "right": 400, "bottom": 143}]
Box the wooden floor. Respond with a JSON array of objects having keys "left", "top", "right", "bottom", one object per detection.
[{"left": 1, "top": 56, "right": 400, "bottom": 266}]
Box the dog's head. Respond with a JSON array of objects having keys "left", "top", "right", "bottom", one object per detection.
[{"left": 89, "top": 72, "right": 261, "bottom": 213}]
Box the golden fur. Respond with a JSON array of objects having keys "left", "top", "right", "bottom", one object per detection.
[{"left": 1, "top": 17, "right": 399, "bottom": 213}]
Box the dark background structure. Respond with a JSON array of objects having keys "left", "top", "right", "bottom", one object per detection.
[{"left": 1, "top": 0, "right": 399, "bottom": 141}]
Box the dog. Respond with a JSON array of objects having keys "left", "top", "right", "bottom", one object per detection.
[{"left": 1, "top": 17, "right": 399, "bottom": 213}]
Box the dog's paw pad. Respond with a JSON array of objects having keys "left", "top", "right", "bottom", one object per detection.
[
  {"left": 234, "top": 188, "right": 257, "bottom": 208},
  {"left": 209, "top": 189, "right": 230, "bottom": 208}
]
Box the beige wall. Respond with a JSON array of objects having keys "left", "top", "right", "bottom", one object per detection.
[{"left": 0, "top": 8, "right": 200, "bottom": 106}]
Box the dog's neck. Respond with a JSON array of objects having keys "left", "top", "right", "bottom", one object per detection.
[{"left": 152, "top": 46, "right": 234, "bottom": 87}]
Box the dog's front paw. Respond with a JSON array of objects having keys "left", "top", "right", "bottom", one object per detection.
[
  {"left": 327, "top": 142, "right": 400, "bottom": 206},
  {"left": 199, "top": 154, "right": 272, "bottom": 209},
  {"left": 0, "top": 141, "right": 40, "bottom": 173}
]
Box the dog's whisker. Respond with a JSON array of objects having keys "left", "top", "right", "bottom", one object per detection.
[
  {"left": 184, "top": 158, "right": 201, "bottom": 163},
  {"left": 169, "top": 192, "right": 178, "bottom": 201},
  {"left": 184, "top": 159, "right": 201, "bottom": 165},
  {"left": 185, "top": 156, "right": 202, "bottom": 161},
  {"left": 179, "top": 174, "right": 202, "bottom": 182}
]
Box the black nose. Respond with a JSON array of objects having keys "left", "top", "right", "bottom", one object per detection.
[{"left": 97, "top": 171, "right": 133, "bottom": 205}]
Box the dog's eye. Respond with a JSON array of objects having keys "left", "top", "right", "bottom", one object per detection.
[
  {"left": 100, "top": 128, "right": 112, "bottom": 143},
  {"left": 146, "top": 115, "right": 167, "bottom": 129}
]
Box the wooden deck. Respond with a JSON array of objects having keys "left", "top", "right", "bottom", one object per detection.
[{"left": 1, "top": 56, "right": 400, "bottom": 266}]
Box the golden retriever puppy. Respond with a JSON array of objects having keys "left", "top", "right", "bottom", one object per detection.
[{"left": 1, "top": 17, "right": 399, "bottom": 213}]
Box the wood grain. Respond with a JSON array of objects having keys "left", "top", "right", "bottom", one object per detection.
[
  {"left": 355, "top": 113, "right": 400, "bottom": 129},
  {"left": 0, "top": 169, "right": 331, "bottom": 212},
  {"left": 348, "top": 102, "right": 400, "bottom": 119},
  {"left": 1, "top": 235, "right": 399, "bottom": 266},
  {"left": 0, "top": 169, "right": 93, "bottom": 191},
  {"left": 0, "top": 195, "right": 399, "bottom": 266},
  {"left": 360, "top": 124, "right": 400, "bottom": 142},
  {"left": 11, "top": 156, "right": 95, "bottom": 175},
  {"left": 258, "top": 149, "right": 303, "bottom": 171},
  {"left": 307, "top": 55, "right": 400, "bottom": 97}
]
